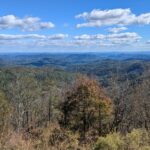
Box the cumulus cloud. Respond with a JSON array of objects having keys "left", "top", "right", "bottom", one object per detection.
[
  {"left": 76, "top": 8, "right": 150, "bottom": 28},
  {"left": 0, "top": 34, "right": 68, "bottom": 40},
  {"left": 108, "top": 27, "right": 128, "bottom": 33},
  {"left": 35, "top": 40, "right": 97, "bottom": 47},
  {"left": 107, "top": 32, "right": 141, "bottom": 44},
  {"left": 74, "top": 34, "right": 105, "bottom": 40},
  {"left": 0, "top": 15, "right": 55, "bottom": 31},
  {"left": 73, "top": 32, "right": 141, "bottom": 44},
  {"left": 0, "top": 32, "right": 142, "bottom": 50}
]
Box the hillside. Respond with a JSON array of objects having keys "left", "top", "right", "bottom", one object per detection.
[{"left": 0, "top": 53, "right": 150, "bottom": 149}]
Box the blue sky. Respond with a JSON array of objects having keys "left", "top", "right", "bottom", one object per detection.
[{"left": 0, "top": 0, "right": 150, "bottom": 52}]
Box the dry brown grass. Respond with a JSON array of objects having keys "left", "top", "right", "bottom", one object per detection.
[{"left": 0, "top": 123, "right": 92, "bottom": 150}]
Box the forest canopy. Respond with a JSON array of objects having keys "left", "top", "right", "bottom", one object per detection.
[{"left": 0, "top": 62, "right": 149, "bottom": 150}]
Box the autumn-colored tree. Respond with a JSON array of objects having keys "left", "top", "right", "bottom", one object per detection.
[{"left": 61, "top": 75, "right": 112, "bottom": 139}]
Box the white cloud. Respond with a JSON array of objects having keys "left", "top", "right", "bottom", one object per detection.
[
  {"left": 74, "top": 34, "right": 91, "bottom": 40},
  {"left": 73, "top": 32, "right": 141, "bottom": 44},
  {"left": 49, "top": 34, "right": 68, "bottom": 39},
  {"left": 0, "top": 32, "right": 142, "bottom": 51},
  {"left": 35, "top": 40, "right": 97, "bottom": 47},
  {"left": 0, "top": 34, "right": 68, "bottom": 40},
  {"left": 107, "top": 32, "right": 141, "bottom": 44},
  {"left": 0, "top": 15, "right": 55, "bottom": 31},
  {"left": 138, "top": 13, "right": 150, "bottom": 25},
  {"left": 74, "top": 34, "right": 105, "bottom": 40},
  {"left": 108, "top": 27, "right": 128, "bottom": 33},
  {"left": 76, "top": 8, "right": 150, "bottom": 28}
]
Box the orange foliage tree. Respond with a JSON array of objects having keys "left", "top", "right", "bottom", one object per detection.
[{"left": 61, "top": 75, "right": 112, "bottom": 139}]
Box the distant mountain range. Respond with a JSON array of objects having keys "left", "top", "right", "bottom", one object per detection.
[{"left": 0, "top": 52, "right": 150, "bottom": 68}]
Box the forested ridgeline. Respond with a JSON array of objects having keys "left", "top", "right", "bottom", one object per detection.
[{"left": 0, "top": 67, "right": 150, "bottom": 150}]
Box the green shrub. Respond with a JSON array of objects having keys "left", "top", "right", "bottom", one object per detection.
[
  {"left": 125, "top": 129, "right": 150, "bottom": 150},
  {"left": 94, "top": 132, "right": 124, "bottom": 150},
  {"left": 94, "top": 129, "right": 150, "bottom": 150}
]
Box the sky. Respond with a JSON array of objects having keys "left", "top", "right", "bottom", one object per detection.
[{"left": 0, "top": 0, "right": 150, "bottom": 52}]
